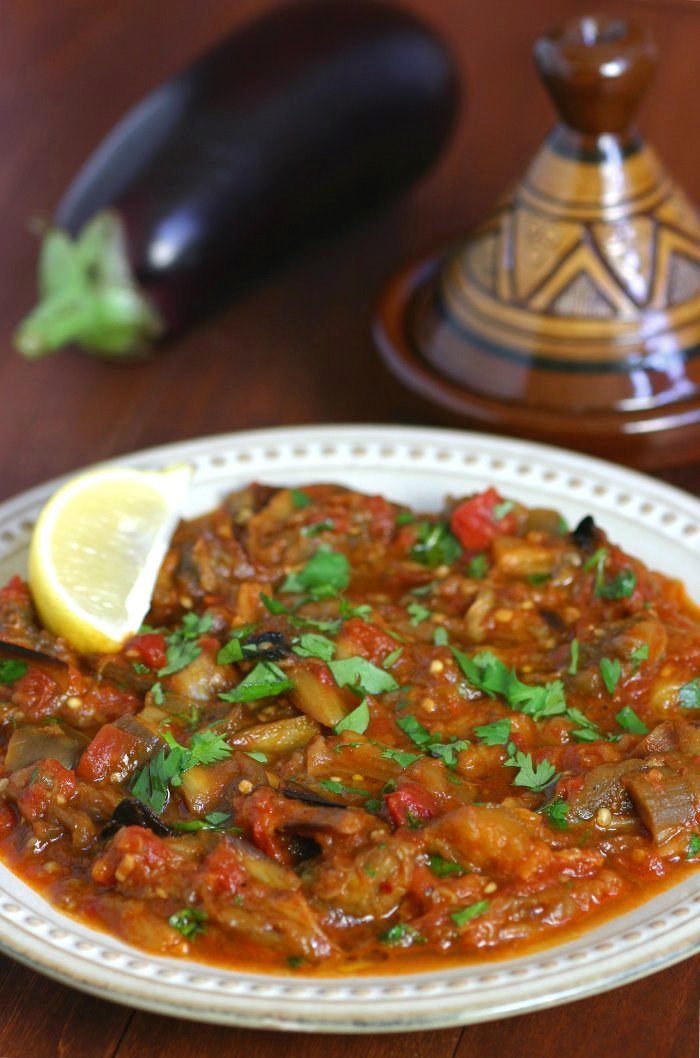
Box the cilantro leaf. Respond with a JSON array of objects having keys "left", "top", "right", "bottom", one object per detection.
[
  {"left": 630, "top": 643, "right": 649, "bottom": 673},
  {"left": 292, "top": 633, "right": 336, "bottom": 662},
  {"left": 396, "top": 713, "right": 433, "bottom": 748},
  {"left": 473, "top": 718, "right": 511, "bottom": 745},
  {"left": 329, "top": 656, "right": 398, "bottom": 696},
  {"left": 493, "top": 500, "right": 515, "bottom": 521},
  {"left": 540, "top": 800, "right": 570, "bottom": 829},
  {"left": 433, "top": 626, "right": 449, "bottom": 646},
  {"left": 377, "top": 744, "right": 423, "bottom": 768},
  {"left": 428, "top": 854, "right": 466, "bottom": 878},
  {"left": 318, "top": 778, "right": 371, "bottom": 797},
  {"left": 219, "top": 661, "right": 293, "bottom": 703},
  {"left": 410, "top": 521, "right": 462, "bottom": 568},
  {"left": 0, "top": 660, "right": 28, "bottom": 685},
  {"left": 687, "top": 833, "right": 700, "bottom": 859},
  {"left": 395, "top": 511, "right": 415, "bottom": 527},
  {"left": 217, "top": 637, "right": 244, "bottom": 664},
  {"left": 378, "top": 923, "right": 426, "bottom": 946},
  {"left": 452, "top": 648, "right": 567, "bottom": 721},
  {"left": 600, "top": 657, "right": 622, "bottom": 696},
  {"left": 505, "top": 751, "right": 559, "bottom": 792},
  {"left": 451, "top": 900, "right": 489, "bottom": 927},
  {"left": 301, "top": 519, "right": 334, "bottom": 537},
  {"left": 615, "top": 705, "right": 649, "bottom": 734},
  {"left": 382, "top": 647, "right": 403, "bottom": 669},
  {"left": 598, "top": 568, "right": 636, "bottom": 600},
  {"left": 245, "top": 750, "right": 268, "bottom": 763},
  {"left": 334, "top": 698, "right": 370, "bottom": 735},
  {"left": 679, "top": 678, "right": 700, "bottom": 710},
  {"left": 158, "top": 613, "right": 213, "bottom": 677},
  {"left": 568, "top": 639, "right": 579, "bottom": 676},
  {"left": 290, "top": 489, "right": 311, "bottom": 509},
  {"left": 467, "top": 553, "right": 488, "bottom": 579},
  {"left": 429, "top": 738, "right": 469, "bottom": 770},
  {"left": 407, "top": 601, "right": 431, "bottom": 626},
  {"left": 281, "top": 548, "right": 350, "bottom": 598},
  {"left": 169, "top": 907, "right": 207, "bottom": 938}
]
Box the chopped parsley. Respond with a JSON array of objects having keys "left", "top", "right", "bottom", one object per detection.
[
  {"left": 584, "top": 547, "right": 636, "bottom": 599},
  {"left": 452, "top": 648, "right": 567, "bottom": 722},
  {"left": 217, "top": 637, "right": 244, "bottom": 664},
  {"left": 451, "top": 900, "right": 489, "bottom": 927},
  {"left": 377, "top": 744, "right": 423, "bottom": 768},
  {"left": 679, "top": 678, "right": 700, "bottom": 710},
  {"left": 396, "top": 713, "right": 432, "bottom": 748},
  {"left": 329, "top": 656, "right": 398, "bottom": 696},
  {"left": 172, "top": 811, "right": 235, "bottom": 833},
  {"left": 599, "top": 657, "right": 621, "bottom": 696},
  {"left": 150, "top": 681, "right": 164, "bottom": 705},
  {"left": 409, "top": 521, "right": 462, "bottom": 568},
  {"left": 395, "top": 511, "right": 415, "bottom": 526},
  {"left": 615, "top": 705, "right": 649, "bottom": 735},
  {"left": 131, "top": 661, "right": 150, "bottom": 675},
  {"left": 378, "top": 923, "right": 426, "bottom": 946},
  {"left": 169, "top": 907, "right": 207, "bottom": 939},
  {"left": 382, "top": 647, "right": 403, "bottom": 669},
  {"left": 334, "top": 698, "right": 370, "bottom": 735},
  {"left": 219, "top": 661, "right": 293, "bottom": 704},
  {"left": 505, "top": 751, "right": 559, "bottom": 792},
  {"left": 290, "top": 489, "right": 311, "bottom": 509},
  {"left": 428, "top": 854, "right": 466, "bottom": 878},
  {"left": 568, "top": 639, "right": 580, "bottom": 676},
  {"left": 493, "top": 500, "right": 515, "bottom": 521},
  {"left": 292, "top": 633, "right": 337, "bottom": 662},
  {"left": 630, "top": 643, "right": 649, "bottom": 672},
  {"left": 687, "top": 833, "right": 700, "bottom": 859},
  {"left": 281, "top": 547, "right": 350, "bottom": 598},
  {"left": 158, "top": 613, "right": 213, "bottom": 677},
  {"left": 318, "top": 778, "right": 371, "bottom": 797},
  {"left": 473, "top": 718, "right": 511, "bottom": 745},
  {"left": 245, "top": 751, "right": 268, "bottom": 763},
  {"left": 540, "top": 800, "right": 570, "bottom": 829},
  {"left": 301, "top": 519, "right": 334, "bottom": 537},
  {"left": 132, "top": 729, "right": 233, "bottom": 814},
  {"left": 467, "top": 553, "right": 488, "bottom": 579},
  {"left": 407, "top": 601, "right": 431, "bottom": 626},
  {"left": 598, "top": 568, "right": 636, "bottom": 600}
]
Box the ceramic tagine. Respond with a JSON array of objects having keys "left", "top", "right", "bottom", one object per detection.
[{"left": 375, "top": 14, "right": 700, "bottom": 467}]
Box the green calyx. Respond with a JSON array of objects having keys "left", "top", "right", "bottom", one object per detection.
[{"left": 14, "top": 211, "right": 163, "bottom": 360}]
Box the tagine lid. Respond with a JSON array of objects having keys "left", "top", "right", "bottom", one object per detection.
[{"left": 375, "top": 14, "right": 700, "bottom": 468}]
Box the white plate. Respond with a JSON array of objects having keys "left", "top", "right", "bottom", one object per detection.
[{"left": 0, "top": 425, "right": 698, "bottom": 1033}]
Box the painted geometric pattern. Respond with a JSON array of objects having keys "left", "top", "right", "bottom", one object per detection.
[{"left": 464, "top": 196, "right": 700, "bottom": 321}]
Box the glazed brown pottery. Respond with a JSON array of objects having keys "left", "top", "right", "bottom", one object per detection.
[{"left": 375, "top": 14, "right": 700, "bottom": 467}]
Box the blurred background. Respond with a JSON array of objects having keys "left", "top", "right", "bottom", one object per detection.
[{"left": 1, "top": 0, "right": 700, "bottom": 495}]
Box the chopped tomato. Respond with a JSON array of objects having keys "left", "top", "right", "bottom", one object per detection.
[
  {"left": 11, "top": 759, "right": 77, "bottom": 820},
  {"left": 200, "top": 841, "right": 247, "bottom": 898},
  {"left": 385, "top": 781, "right": 440, "bottom": 827},
  {"left": 450, "top": 488, "right": 517, "bottom": 552},
  {"left": 124, "top": 632, "right": 168, "bottom": 670},
  {"left": 336, "top": 618, "right": 397, "bottom": 664},
  {"left": 77, "top": 724, "right": 144, "bottom": 782}
]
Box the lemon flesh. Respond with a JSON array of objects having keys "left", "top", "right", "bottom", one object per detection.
[{"left": 28, "top": 465, "right": 191, "bottom": 654}]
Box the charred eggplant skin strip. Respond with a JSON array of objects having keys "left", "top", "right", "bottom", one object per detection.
[{"left": 15, "top": 0, "right": 457, "bottom": 360}]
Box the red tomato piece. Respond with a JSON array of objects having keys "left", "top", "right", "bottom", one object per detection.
[
  {"left": 336, "top": 618, "right": 397, "bottom": 664},
  {"left": 124, "top": 632, "right": 168, "bottom": 670},
  {"left": 76, "top": 724, "right": 143, "bottom": 782},
  {"left": 385, "top": 781, "right": 440, "bottom": 827},
  {"left": 450, "top": 488, "right": 517, "bottom": 552}
]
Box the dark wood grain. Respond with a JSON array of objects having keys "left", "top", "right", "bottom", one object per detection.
[{"left": 0, "top": 1, "right": 698, "bottom": 1056}]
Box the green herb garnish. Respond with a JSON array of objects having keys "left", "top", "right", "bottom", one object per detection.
[
  {"left": 334, "top": 698, "right": 370, "bottom": 735},
  {"left": 169, "top": 907, "right": 207, "bottom": 939},
  {"left": 615, "top": 705, "right": 649, "bottom": 734},
  {"left": 451, "top": 900, "right": 489, "bottom": 927},
  {"left": 219, "top": 661, "right": 293, "bottom": 703}
]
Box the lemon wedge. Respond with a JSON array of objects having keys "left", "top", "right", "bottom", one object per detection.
[{"left": 28, "top": 464, "right": 191, "bottom": 654}]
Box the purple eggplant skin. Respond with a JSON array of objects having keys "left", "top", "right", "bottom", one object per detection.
[{"left": 16, "top": 0, "right": 458, "bottom": 360}]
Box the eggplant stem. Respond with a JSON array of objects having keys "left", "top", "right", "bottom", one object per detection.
[{"left": 14, "top": 212, "right": 163, "bottom": 360}]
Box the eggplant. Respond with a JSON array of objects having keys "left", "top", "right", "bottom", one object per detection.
[{"left": 15, "top": 0, "right": 458, "bottom": 361}]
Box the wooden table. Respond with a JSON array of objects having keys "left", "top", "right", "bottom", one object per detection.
[{"left": 0, "top": 1, "right": 698, "bottom": 1054}]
